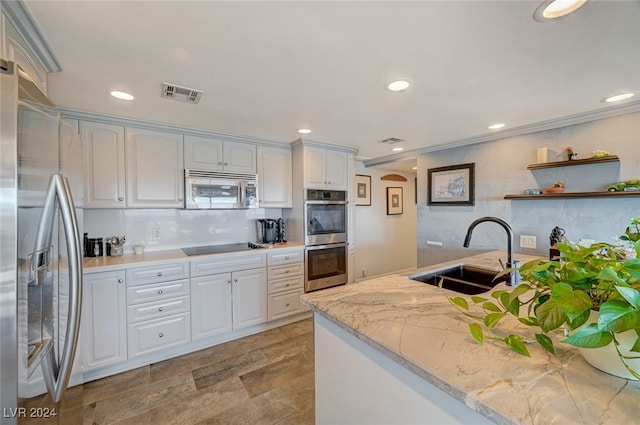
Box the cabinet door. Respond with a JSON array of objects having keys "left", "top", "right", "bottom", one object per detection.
[
  {"left": 223, "top": 140, "right": 257, "bottom": 173},
  {"left": 81, "top": 121, "right": 126, "bottom": 208},
  {"left": 184, "top": 135, "right": 223, "bottom": 171},
  {"left": 304, "top": 146, "right": 327, "bottom": 189},
  {"left": 232, "top": 268, "right": 267, "bottom": 330},
  {"left": 257, "top": 146, "right": 292, "bottom": 208},
  {"left": 126, "top": 127, "right": 184, "bottom": 208},
  {"left": 325, "top": 149, "right": 348, "bottom": 190},
  {"left": 83, "top": 271, "right": 127, "bottom": 370},
  {"left": 191, "top": 274, "right": 233, "bottom": 340}
]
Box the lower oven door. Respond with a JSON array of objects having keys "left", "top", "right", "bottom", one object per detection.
[{"left": 305, "top": 243, "right": 348, "bottom": 292}]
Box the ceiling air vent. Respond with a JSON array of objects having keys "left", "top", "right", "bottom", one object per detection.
[
  {"left": 378, "top": 137, "right": 405, "bottom": 145},
  {"left": 161, "top": 82, "right": 203, "bottom": 104}
]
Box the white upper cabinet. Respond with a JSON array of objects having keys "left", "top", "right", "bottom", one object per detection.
[
  {"left": 126, "top": 127, "right": 184, "bottom": 208},
  {"left": 257, "top": 146, "right": 292, "bottom": 208},
  {"left": 81, "top": 121, "right": 126, "bottom": 208},
  {"left": 304, "top": 146, "right": 348, "bottom": 190},
  {"left": 184, "top": 135, "right": 256, "bottom": 173}
]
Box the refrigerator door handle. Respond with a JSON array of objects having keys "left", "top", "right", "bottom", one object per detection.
[{"left": 40, "top": 174, "right": 83, "bottom": 403}]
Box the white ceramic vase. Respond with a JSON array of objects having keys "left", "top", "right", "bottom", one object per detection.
[{"left": 576, "top": 312, "right": 640, "bottom": 380}]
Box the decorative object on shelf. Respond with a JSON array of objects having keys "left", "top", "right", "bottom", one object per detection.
[
  {"left": 546, "top": 180, "right": 565, "bottom": 193},
  {"left": 386, "top": 187, "right": 403, "bottom": 215},
  {"left": 536, "top": 147, "right": 548, "bottom": 163},
  {"left": 427, "top": 163, "right": 475, "bottom": 206},
  {"left": 355, "top": 174, "right": 372, "bottom": 206},
  {"left": 448, "top": 217, "right": 640, "bottom": 380},
  {"left": 524, "top": 188, "right": 543, "bottom": 195},
  {"left": 549, "top": 226, "right": 565, "bottom": 259},
  {"left": 565, "top": 146, "right": 576, "bottom": 160},
  {"left": 607, "top": 178, "right": 640, "bottom": 192},
  {"left": 592, "top": 149, "right": 612, "bottom": 158},
  {"left": 526, "top": 155, "right": 619, "bottom": 170}
]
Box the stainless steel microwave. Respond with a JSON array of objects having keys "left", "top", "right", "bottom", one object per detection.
[{"left": 184, "top": 169, "right": 258, "bottom": 209}]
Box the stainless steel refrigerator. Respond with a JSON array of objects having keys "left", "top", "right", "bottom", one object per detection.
[{"left": 1, "top": 60, "right": 84, "bottom": 423}]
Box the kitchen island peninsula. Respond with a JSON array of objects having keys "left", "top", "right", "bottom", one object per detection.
[{"left": 300, "top": 251, "right": 640, "bottom": 425}]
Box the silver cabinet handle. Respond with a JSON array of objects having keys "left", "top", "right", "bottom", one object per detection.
[
  {"left": 158, "top": 289, "right": 163, "bottom": 294},
  {"left": 159, "top": 332, "right": 164, "bottom": 338},
  {"left": 218, "top": 161, "right": 223, "bottom": 165},
  {"left": 234, "top": 278, "right": 238, "bottom": 283},
  {"left": 284, "top": 256, "right": 290, "bottom": 260},
  {"left": 157, "top": 272, "right": 163, "bottom": 276},
  {"left": 118, "top": 278, "right": 123, "bottom": 283},
  {"left": 224, "top": 162, "right": 229, "bottom": 166},
  {"left": 227, "top": 279, "right": 232, "bottom": 284},
  {"left": 118, "top": 197, "right": 124, "bottom": 202},
  {"left": 39, "top": 175, "right": 83, "bottom": 403},
  {"left": 158, "top": 307, "right": 164, "bottom": 312},
  {"left": 178, "top": 198, "right": 183, "bottom": 202}
]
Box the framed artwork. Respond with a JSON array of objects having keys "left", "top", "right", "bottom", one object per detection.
[
  {"left": 386, "top": 187, "right": 403, "bottom": 215},
  {"left": 355, "top": 174, "right": 371, "bottom": 206},
  {"left": 427, "top": 163, "right": 475, "bottom": 206}
]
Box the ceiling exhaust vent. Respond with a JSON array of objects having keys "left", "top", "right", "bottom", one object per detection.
[
  {"left": 161, "top": 82, "right": 203, "bottom": 104},
  {"left": 378, "top": 137, "right": 405, "bottom": 145}
]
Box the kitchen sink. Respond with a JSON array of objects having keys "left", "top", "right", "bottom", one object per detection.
[{"left": 409, "top": 264, "right": 507, "bottom": 295}]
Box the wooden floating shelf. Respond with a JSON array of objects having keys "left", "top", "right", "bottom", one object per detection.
[
  {"left": 504, "top": 190, "right": 640, "bottom": 200},
  {"left": 526, "top": 155, "right": 619, "bottom": 170}
]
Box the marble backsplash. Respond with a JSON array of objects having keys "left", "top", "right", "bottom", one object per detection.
[{"left": 84, "top": 208, "right": 284, "bottom": 254}]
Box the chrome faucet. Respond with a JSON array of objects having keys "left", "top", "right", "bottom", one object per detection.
[{"left": 463, "top": 216, "right": 521, "bottom": 286}]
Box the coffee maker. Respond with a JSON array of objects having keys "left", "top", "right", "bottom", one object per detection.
[{"left": 257, "top": 219, "right": 277, "bottom": 244}]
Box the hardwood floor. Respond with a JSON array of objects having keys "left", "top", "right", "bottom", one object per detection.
[{"left": 21, "top": 319, "right": 314, "bottom": 425}]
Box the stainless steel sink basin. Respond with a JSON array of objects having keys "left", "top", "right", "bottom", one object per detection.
[{"left": 409, "top": 264, "right": 506, "bottom": 295}]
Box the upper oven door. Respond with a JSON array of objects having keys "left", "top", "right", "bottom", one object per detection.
[{"left": 304, "top": 200, "right": 348, "bottom": 245}]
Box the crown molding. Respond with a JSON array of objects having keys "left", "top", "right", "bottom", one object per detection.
[
  {"left": 364, "top": 101, "right": 640, "bottom": 167},
  {"left": 1, "top": 0, "right": 61, "bottom": 72}
]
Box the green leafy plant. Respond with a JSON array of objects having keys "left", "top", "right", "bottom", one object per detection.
[{"left": 449, "top": 218, "right": 640, "bottom": 378}]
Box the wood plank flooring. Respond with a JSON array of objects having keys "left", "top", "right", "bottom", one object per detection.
[{"left": 21, "top": 319, "right": 314, "bottom": 425}]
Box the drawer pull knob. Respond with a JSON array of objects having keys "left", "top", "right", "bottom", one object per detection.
[
  {"left": 285, "top": 270, "right": 290, "bottom": 274},
  {"left": 157, "top": 272, "right": 163, "bottom": 276},
  {"left": 285, "top": 256, "right": 290, "bottom": 260},
  {"left": 286, "top": 303, "right": 290, "bottom": 307},
  {"left": 117, "top": 278, "right": 123, "bottom": 283},
  {"left": 158, "top": 307, "right": 164, "bottom": 312},
  {"left": 234, "top": 278, "right": 238, "bottom": 283},
  {"left": 118, "top": 197, "right": 124, "bottom": 202},
  {"left": 227, "top": 279, "right": 232, "bottom": 284},
  {"left": 159, "top": 332, "right": 164, "bottom": 338},
  {"left": 158, "top": 289, "right": 163, "bottom": 294},
  {"left": 286, "top": 283, "right": 290, "bottom": 287}
]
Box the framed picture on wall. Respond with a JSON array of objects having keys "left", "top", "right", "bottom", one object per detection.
[
  {"left": 355, "top": 174, "right": 371, "bottom": 206},
  {"left": 427, "top": 163, "right": 475, "bottom": 206},
  {"left": 386, "top": 187, "right": 403, "bottom": 215}
]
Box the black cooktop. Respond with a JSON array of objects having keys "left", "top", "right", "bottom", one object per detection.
[{"left": 182, "top": 242, "right": 264, "bottom": 256}]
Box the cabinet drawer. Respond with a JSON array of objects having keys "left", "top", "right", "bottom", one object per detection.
[
  {"left": 268, "top": 275, "right": 304, "bottom": 294},
  {"left": 190, "top": 252, "right": 266, "bottom": 277},
  {"left": 127, "top": 279, "right": 189, "bottom": 305},
  {"left": 127, "top": 296, "right": 190, "bottom": 323},
  {"left": 128, "top": 313, "right": 191, "bottom": 358},
  {"left": 126, "top": 262, "right": 189, "bottom": 286},
  {"left": 268, "top": 262, "right": 304, "bottom": 281},
  {"left": 268, "top": 289, "right": 305, "bottom": 321},
  {"left": 267, "top": 249, "right": 304, "bottom": 266}
]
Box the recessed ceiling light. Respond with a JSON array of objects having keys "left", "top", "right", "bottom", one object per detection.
[
  {"left": 488, "top": 123, "right": 505, "bottom": 130},
  {"left": 386, "top": 80, "right": 411, "bottom": 92},
  {"left": 602, "top": 92, "right": 635, "bottom": 103},
  {"left": 297, "top": 128, "right": 312, "bottom": 134},
  {"left": 534, "top": 0, "right": 587, "bottom": 22},
  {"left": 110, "top": 90, "right": 134, "bottom": 101},
  {"left": 392, "top": 147, "right": 404, "bottom": 152}
]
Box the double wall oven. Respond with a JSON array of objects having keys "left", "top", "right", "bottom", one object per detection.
[{"left": 304, "top": 189, "right": 348, "bottom": 292}]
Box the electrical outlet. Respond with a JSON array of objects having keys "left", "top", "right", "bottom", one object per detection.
[
  {"left": 520, "top": 235, "right": 536, "bottom": 249},
  {"left": 152, "top": 227, "right": 161, "bottom": 241}
]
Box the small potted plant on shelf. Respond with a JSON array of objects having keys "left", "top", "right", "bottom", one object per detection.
[
  {"left": 546, "top": 180, "right": 565, "bottom": 194},
  {"left": 566, "top": 146, "right": 576, "bottom": 160},
  {"left": 448, "top": 217, "right": 640, "bottom": 379}
]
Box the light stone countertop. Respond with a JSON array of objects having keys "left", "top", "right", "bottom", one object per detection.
[
  {"left": 300, "top": 250, "right": 640, "bottom": 425},
  {"left": 83, "top": 242, "right": 304, "bottom": 273}
]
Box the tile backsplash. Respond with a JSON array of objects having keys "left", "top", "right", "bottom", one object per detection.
[{"left": 84, "top": 208, "right": 284, "bottom": 253}]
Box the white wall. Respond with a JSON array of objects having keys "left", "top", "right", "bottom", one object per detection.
[
  {"left": 354, "top": 162, "right": 417, "bottom": 279},
  {"left": 84, "top": 208, "right": 284, "bottom": 254},
  {"left": 417, "top": 112, "right": 640, "bottom": 267}
]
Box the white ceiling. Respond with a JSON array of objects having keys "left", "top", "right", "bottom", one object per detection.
[{"left": 23, "top": 1, "right": 640, "bottom": 166}]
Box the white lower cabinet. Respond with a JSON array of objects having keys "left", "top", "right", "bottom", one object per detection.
[
  {"left": 191, "top": 268, "right": 268, "bottom": 340},
  {"left": 126, "top": 262, "right": 191, "bottom": 359},
  {"left": 267, "top": 248, "right": 306, "bottom": 321},
  {"left": 83, "top": 270, "right": 127, "bottom": 371}
]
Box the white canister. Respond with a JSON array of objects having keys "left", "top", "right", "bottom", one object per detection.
[{"left": 537, "top": 147, "right": 548, "bottom": 163}]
